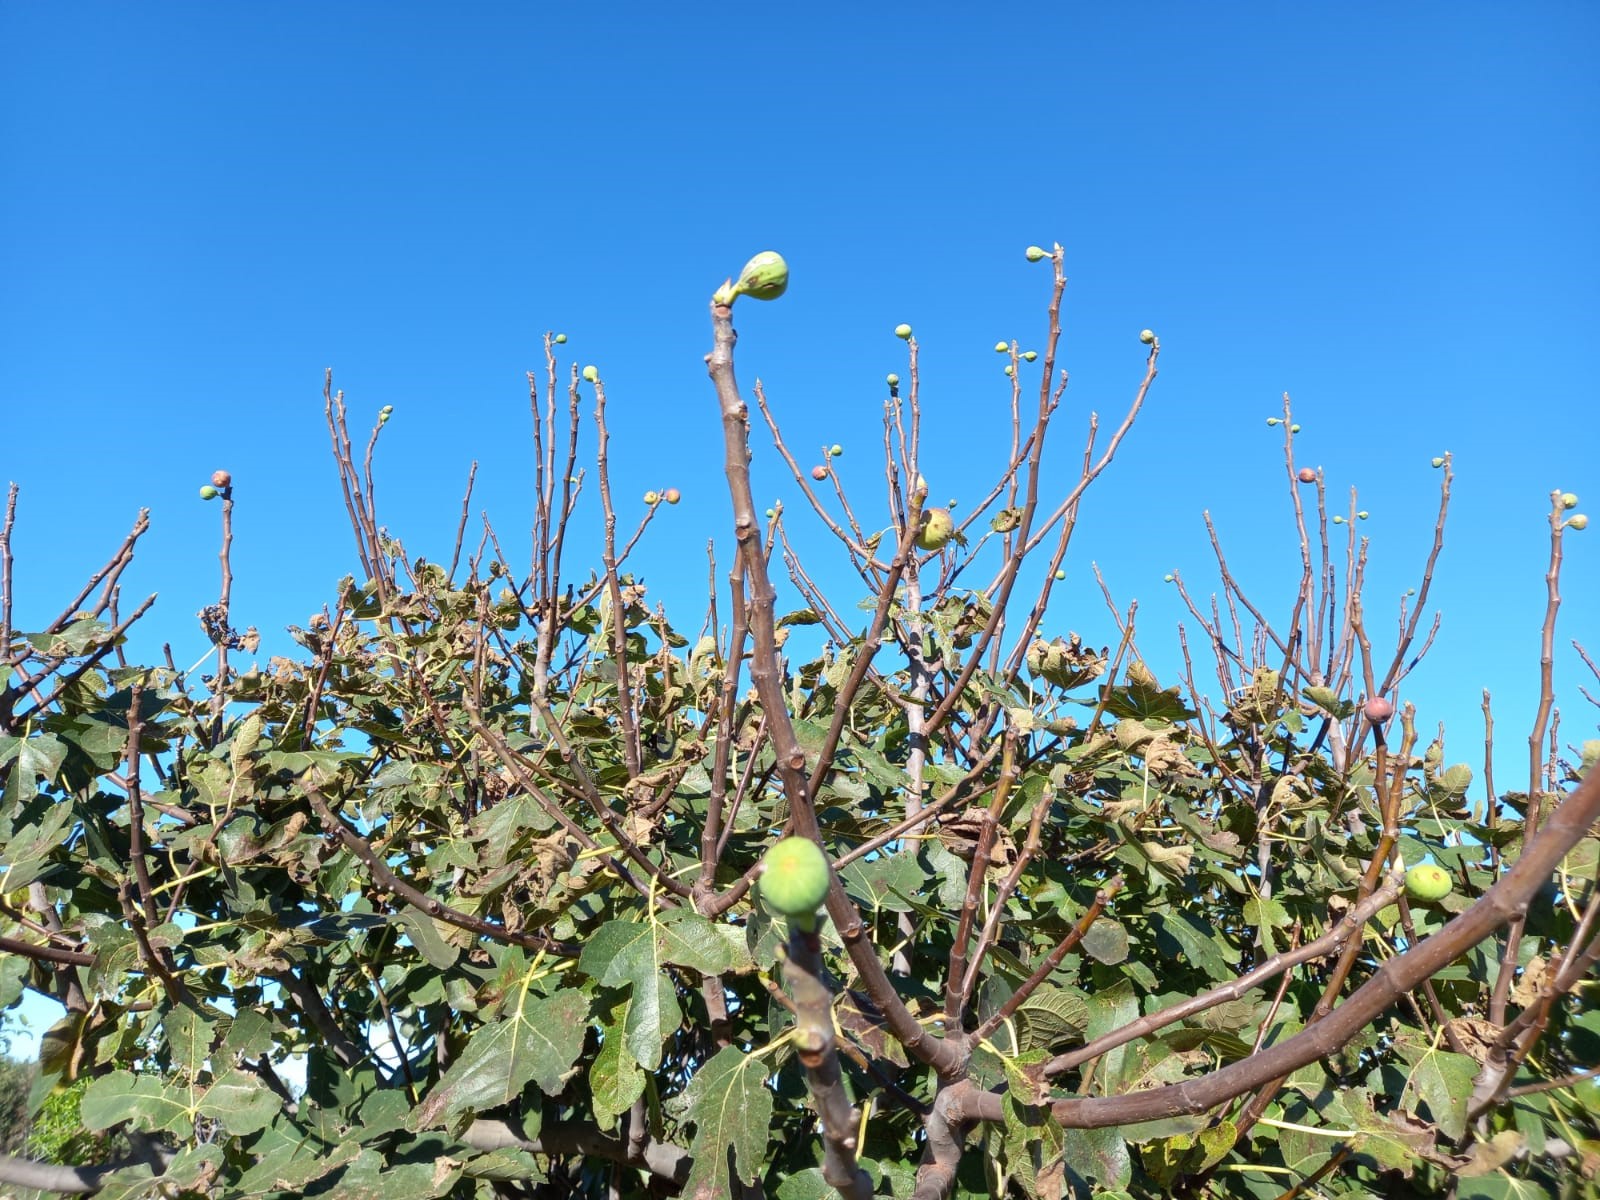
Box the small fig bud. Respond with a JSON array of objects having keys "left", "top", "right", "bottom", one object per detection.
[
  {"left": 995, "top": 341, "right": 1010, "bottom": 353},
  {"left": 831, "top": 444, "right": 843, "bottom": 457},
  {"left": 1054, "top": 569, "right": 1066, "bottom": 581},
  {"left": 1405, "top": 863, "right": 1453, "bottom": 903},
  {"left": 582, "top": 365, "right": 599, "bottom": 383},
  {"left": 886, "top": 373, "right": 899, "bottom": 386},
  {"left": 895, "top": 323, "right": 913, "bottom": 340},
  {"left": 916, "top": 508, "right": 955, "bottom": 551},
  {"left": 1004, "top": 365, "right": 1014, "bottom": 376},
  {"left": 663, "top": 488, "right": 681, "bottom": 504},
  {"left": 1022, "top": 350, "right": 1037, "bottom": 361},
  {"left": 759, "top": 836, "right": 832, "bottom": 920},
  {"left": 1290, "top": 423, "right": 1301, "bottom": 433},
  {"left": 1333, "top": 515, "right": 1345, "bottom": 523},
  {"left": 1164, "top": 574, "right": 1174, "bottom": 582},
  {"left": 1431, "top": 457, "right": 1445, "bottom": 468},
  {"left": 1364, "top": 697, "right": 1394, "bottom": 722},
  {"left": 1266, "top": 417, "right": 1281, "bottom": 426},
  {"left": 211, "top": 470, "right": 232, "bottom": 488},
  {"left": 811, "top": 465, "right": 828, "bottom": 481},
  {"left": 947, "top": 499, "right": 958, "bottom": 509},
  {"left": 729, "top": 250, "right": 789, "bottom": 302},
  {"left": 1561, "top": 493, "right": 1579, "bottom": 509},
  {"left": 1025, "top": 245, "right": 1048, "bottom": 262},
  {"left": 765, "top": 508, "right": 776, "bottom": 519},
  {"left": 1568, "top": 514, "right": 1590, "bottom": 530},
  {"left": 1139, "top": 329, "right": 1156, "bottom": 345},
  {"left": 644, "top": 490, "right": 660, "bottom": 505},
  {"left": 554, "top": 333, "right": 567, "bottom": 344},
  {"left": 1358, "top": 510, "right": 1370, "bottom": 520},
  {"left": 1297, "top": 468, "right": 1317, "bottom": 483},
  {"left": 199, "top": 485, "right": 219, "bottom": 501}
]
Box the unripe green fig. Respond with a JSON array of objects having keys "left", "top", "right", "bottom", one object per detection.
[
  {"left": 831, "top": 444, "right": 844, "bottom": 457},
  {"left": 886, "top": 373, "right": 899, "bottom": 386},
  {"left": 1290, "top": 423, "right": 1301, "bottom": 433},
  {"left": 765, "top": 508, "right": 776, "bottom": 519},
  {"left": 554, "top": 333, "right": 567, "bottom": 344},
  {"left": 1358, "top": 510, "right": 1370, "bottom": 520},
  {"left": 1405, "top": 863, "right": 1452, "bottom": 903},
  {"left": 1569, "top": 514, "right": 1590, "bottom": 530},
  {"left": 199, "top": 485, "right": 219, "bottom": 501},
  {"left": 1163, "top": 573, "right": 1174, "bottom": 582},
  {"left": 995, "top": 341, "right": 1010, "bottom": 353},
  {"left": 759, "top": 836, "right": 831, "bottom": 919},
  {"left": 730, "top": 250, "right": 789, "bottom": 302},
  {"left": 1431, "top": 457, "right": 1445, "bottom": 468},
  {"left": 895, "top": 323, "right": 913, "bottom": 340},
  {"left": 1003, "top": 365, "right": 1014, "bottom": 376},
  {"left": 916, "top": 507, "right": 955, "bottom": 551},
  {"left": 1266, "top": 417, "right": 1281, "bottom": 426},
  {"left": 663, "top": 488, "right": 681, "bottom": 504},
  {"left": 1561, "top": 492, "right": 1579, "bottom": 509},
  {"left": 1139, "top": 329, "right": 1156, "bottom": 345},
  {"left": 1022, "top": 350, "right": 1037, "bottom": 361},
  {"left": 380, "top": 404, "right": 394, "bottom": 415},
  {"left": 644, "top": 490, "right": 659, "bottom": 504},
  {"left": 582, "top": 365, "right": 599, "bottom": 383},
  {"left": 1025, "top": 245, "right": 1047, "bottom": 262},
  {"left": 1054, "top": 569, "right": 1066, "bottom": 581}
]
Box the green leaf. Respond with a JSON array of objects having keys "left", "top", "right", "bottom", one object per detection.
[
  {"left": 1402, "top": 1045, "right": 1477, "bottom": 1141},
  {"left": 80, "top": 1071, "right": 194, "bottom": 1137},
  {"left": 410, "top": 987, "right": 589, "bottom": 1131},
  {"left": 197, "top": 1067, "right": 280, "bottom": 1135},
  {"left": 679, "top": 1045, "right": 773, "bottom": 1200}
]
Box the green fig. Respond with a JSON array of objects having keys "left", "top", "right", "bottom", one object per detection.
[
  {"left": 1358, "top": 511, "right": 1370, "bottom": 520},
  {"left": 1139, "top": 329, "right": 1156, "bottom": 345},
  {"left": 1431, "top": 457, "right": 1445, "bottom": 468},
  {"left": 1561, "top": 492, "right": 1579, "bottom": 509},
  {"left": 1568, "top": 514, "right": 1589, "bottom": 530},
  {"left": 916, "top": 508, "right": 955, "bottom": 551},
  {"left": 895, "top": 323, "right": 913, "bottom": 340},
  {"left": 1022, "top": 350, "right": 1037, "bottom": 362},
  {"left": 582, "top": 365, "right": 599, "bottom": 383},
  {"left": 831, "top": 444, "right": 843, "bottom": 457},
  {"left": 760, "top": 836, "right": 831, "bottom": 920},
  {"left": 1266, "top": 417, "right": 1281, "bottom": 426},
  {"left": 1026, "top": 246, "right": 1048, "bottom": 262},
  {"left": 554, "top": 333, "right": 567, "bottom": 344},
  {"left": 995, "top": 341, "right": 1010, "bottom": 353},
  {"left": 730, "top": 250, "right": 788, "bottom": 302},
  {"left": 199, "top": 485, "right": 219, "bottom": 501},
  {"left": 886, "top": 373, "right": 899, "bottom": 386},
  {"left": 644, "top": 490, "right": 659, "bottom": 505},
  {"left": 1290, "top": 423, "right": 1301, "bottom": 433},
  {"left": 1054, "top": 569, "right": 1066, "bottom": 580},
  {"left": 1405, "top": 863, "right": 1452, "bottom": 903}
]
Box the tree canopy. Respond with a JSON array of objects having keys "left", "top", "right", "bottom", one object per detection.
[{"left": 1, "top": 249, "right": 1597, "bottom": 1199}]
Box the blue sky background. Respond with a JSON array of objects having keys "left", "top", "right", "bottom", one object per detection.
[{"left": 2, "top": 6, "right": 1597, "bottom": 1049}]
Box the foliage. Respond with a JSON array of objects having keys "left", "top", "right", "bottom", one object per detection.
[{"left": 1, "top": 250, "right": 1597, "bottom": 1199}]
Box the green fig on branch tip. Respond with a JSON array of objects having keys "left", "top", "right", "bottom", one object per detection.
[
  {"left": 643, "top": 491, "right": 659, "bottom": 505},
  {"left": 730, "top": 250, "right": 789, "bottom": 302},
  {"left": 916, "top": 508, "right": 955, "bottom": 551},
  {"left": 831, "top": 444, "right": 843, "bottom": 457},
  {"left": 760, "top": 836, "right": 831, "bottom": 923},
  {"left": 995, "top": 341, "right": 1010, "bottom": 353},
  {"left": 895, "top": 323, "right": 913, "bottom": 340},
  {"left": 1139, "top": 329, "right": 1156, "bottom": 345},
  {"left": 1405, "top": 863, "right": 1452, "bottom": 903},
  {"left": 554, "top": 333, "right": 567, "bottom": 344},
  {"left": 1025, "top": 245, "right": 1047, "bottom": 262},
  {"left": 582, "top": 365, "right": 599, "bottom": 383},
  {"left": 886, "top": 373, "right": 899, "bottom": 386}
]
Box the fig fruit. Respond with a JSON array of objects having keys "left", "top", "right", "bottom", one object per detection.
[
  {"left": 1025, "top": 246, "right": 1047, "bottom": 262},
  {"left": 916, "top": 508, "right": 955, "bottom": 551},
  {"left": 760, "top": 836, "right": 831, "bottom": 918},
  {"left": 664, "top": 488, "right": 681, "bottom": 504},
  {"left": 1266, "top": 417, "right": 1281, "bottom": 426},
  {"left": 1022, "top": 350, "right": 1037, "bottom": 361},
  {"left": 1297, "top": 468, "right": 1317, "bottom": 483},
  {"left": 582, "top": 365, "right": 599, "bottom": 383},
  {"left": 831, "top": 444, "right": 843, "bottom": 457},
  {"left": 644, "top": 490, "right": 659, "bottom": 505},
  {"left": 995, "top": 341, "right": 1010, "bottom": 353},
  {"left": 886, "top": 373, "right": 899, "bottom": 386},
  {"left": 731, "top": 250, "right": 789, "bottom": 302},
  {"left": 199, "top": 485, "right": 219, "bottom": 501},
  {"left": 1364, "top": 697, "right": 1394, "bottom": 722},
  {"left": 1561, "top": 493, "right": 1579, "bottom": 509},
  {"left": 1139, "top": 329, "right": 1156, "bottom": 345},
  {"left": 1290, "top": 423, "right": 1301, "bottom": 433},
  {"left": 895, "top": 323, "right": 913, "bottom": 340},
  {"left": 554, "top": 333, "right": 568, "bottom": 344},
  {"left": 1568, "top": 514, "right": 1590, "bottom": 530},
  {"left": 1431, "top": 457, "right": 1445, "bottom": 468},
  {"left": 1405, "top": 863, "right": 1452, "bottom": 903},
  {"left": 211, "top": 470, "right": 232, "bottom": 488}
]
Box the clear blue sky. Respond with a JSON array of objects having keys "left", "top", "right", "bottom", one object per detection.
[{"left": 2, "top": 7, "right": 1597, "bottom": 1048}]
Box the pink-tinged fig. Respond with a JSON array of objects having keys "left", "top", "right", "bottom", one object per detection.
[
  {"left": 1297, "top": 467, "right": 1317, "bottom": 483},
  {"left": 211, "top": 470, "right": 232, "bottom": 488},
  {"left": 811, "top": 466, "right": 828, "bottom": 481},
  {"left": 1364, "top": 697, "right": 1395, "bottom": 722},
  {"left": 663, "top": 488, "right": 681, "bottom": 504}
]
